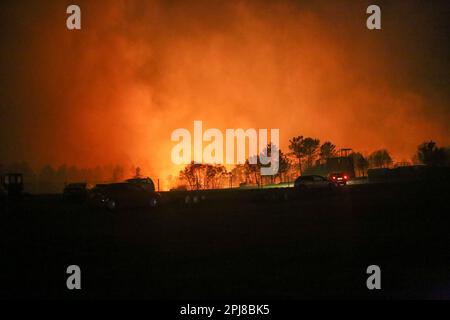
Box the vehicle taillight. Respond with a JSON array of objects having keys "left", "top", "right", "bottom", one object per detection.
[
  {"left": 332, "top": 176, "right": 336, "bottom": 180},
  {"left": 344, "top": 175, "right": 348, "bottom": 180}
]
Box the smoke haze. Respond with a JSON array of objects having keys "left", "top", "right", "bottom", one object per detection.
[{"left": 1, "top": 0, "right": 449, "bottom": 182}]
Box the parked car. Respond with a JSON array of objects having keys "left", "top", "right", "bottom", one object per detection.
[
  {"left": 89, "top": 182, "right": 161, "bottom": 211},
  {"left": 294, "top": 175, "right": 337, "bottom": 191},
  {"left": 63, "top": 183, "right": 90, "bottom": 201},
  {"left": 328, "top": 172, "right": 349, "bottom": 186}
]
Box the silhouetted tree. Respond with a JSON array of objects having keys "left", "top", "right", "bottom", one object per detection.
[
  {"left": 179, "top": 162, "right": 227, "bottom": 190},
  {"left": 352, "top": 152, "right": 369, "bottom": 177},
  {"left": 368, "top": 149, "right": 393, "bottom": 168},
  {"left": 417, "top": 141, "right": 448, "bottom": 166},
  {"left": 288, "top": 136, "right": 321, "bottom": 173},
  {"left": 319, "top": 141, "right": 337, "bottom": 162},
  {"left": 288, "top": 136, "right": 305, "bottom": 174},
  {"left": 204, "top": 164, "right": 227, "bottom": 189},
  {"left": 231, "top": 164, "right": 246, "bottom": 186},
  {"left": 277, "top": 149, "right": 291, "bottom": 183},
  {"left": 179, "top": 162, "right": 198, "bottom": 190},
  {"left": 302, "top": 137, "right": 320, "bottom": 169},
  {"left": 260, "top": 143, "right": 291, "bottom": 183},
  {"left": 244, "top": 155, "right": 261, "bottom": 186}
]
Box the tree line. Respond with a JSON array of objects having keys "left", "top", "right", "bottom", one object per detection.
[
  {"left": 175, "top": 138, "right": 450, "bottom": 190},
  {"left": 1, "top": 140, "right": 448, "bottom": 193}
]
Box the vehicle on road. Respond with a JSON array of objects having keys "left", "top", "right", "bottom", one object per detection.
[
  {"left": 294, "top": 175, "right": 337, "bottom": 191},
  {"left": 328, "top": 172, "right": 349, "bottom": 186},
  {"left": 63, "top": 183, "right": 90, "bottom": 201},
  {"left": 89, "top": 182, "right": 161, "bottom": 211}
]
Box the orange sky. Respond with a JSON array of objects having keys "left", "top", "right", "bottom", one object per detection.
[{"left": 1, "top": 0, "right": 449, "bottom": 187}]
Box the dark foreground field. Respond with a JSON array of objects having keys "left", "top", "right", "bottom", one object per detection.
[{"left": 1, "top": 181, "right": 449, "bottom": 299}]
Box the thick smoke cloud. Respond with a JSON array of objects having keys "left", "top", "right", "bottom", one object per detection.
[{"left": 1, "top": 0, "right": 449, "bottom": 181}]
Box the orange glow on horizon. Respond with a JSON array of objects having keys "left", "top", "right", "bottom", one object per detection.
[{"left": 2, "top": 1, "right": 449, "bottom": 190}]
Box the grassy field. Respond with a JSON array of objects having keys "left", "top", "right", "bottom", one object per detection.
[{"left": 1, "top": 181, "right": 449, "bottom": 299}]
